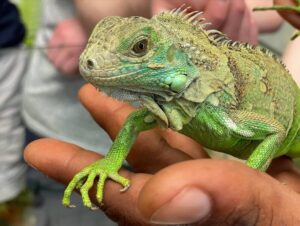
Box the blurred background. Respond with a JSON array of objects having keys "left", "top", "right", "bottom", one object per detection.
[{"left": 0, "top": 0, "right": 299, "bottom": 225}]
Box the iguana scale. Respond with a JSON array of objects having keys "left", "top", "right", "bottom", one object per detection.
[{"left": 62, "top": 6, "right": 300, "bottom": 209}]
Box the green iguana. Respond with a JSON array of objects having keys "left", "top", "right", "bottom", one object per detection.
[
  {"left": 254, "top": 0, "right": 300, "bottom": 40},
  {"left": 62, "top": 6, "right": 300, "bottom": 209}
]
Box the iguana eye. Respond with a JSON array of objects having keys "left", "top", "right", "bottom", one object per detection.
[{"left": 132, "top": 39, "right": 148, "bottom": 56}]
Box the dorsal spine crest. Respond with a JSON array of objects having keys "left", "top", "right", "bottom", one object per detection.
[{"left": 155, "top": 5, "right": 286, "bottom": 68}]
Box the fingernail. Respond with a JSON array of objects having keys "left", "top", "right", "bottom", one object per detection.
[{"left": 150, "top": 187, "right": 211, "bottom": 225}]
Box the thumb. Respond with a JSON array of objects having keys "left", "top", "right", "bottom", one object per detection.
[
  {"left": 151, "top": 0, "right": 186, "bottom": 15},
  {"left": 138, "top": 159, "right": 300, "bottom": 225}
]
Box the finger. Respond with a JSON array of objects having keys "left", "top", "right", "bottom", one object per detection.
[
  {"left": 79, "top": 84, "right": 201, "bottom": 173},
  {"left": 268, "top": 156, "right": 300, "bottom": 193},
  {"left": 79, "top": 84, "right": 134, "bottom": 138},
  {"left": 47, "top": 34, "right": 71, "bottom": 68},
  {"left": 203, "top": 0, "right": 230, "bottom": 30},
  {"left": 24, "top": 139, "right": 100, "bottom": 182},
  {"left": 24, "top": 138, "right": 152, "bottom": 226},
  {"left": 158, "top": 129, "right": 208, "bottom": 159},
  {"left": 274, "top": 0, "right": 300, "bottom": 28},
  {"left": 47, "top": 37, "right": 61, "bottom": 65},
  {"left": 138, "top": 159, "right": 300, "bottom": 225},
  {"left": 52, "top": 48, "right": 71, "bottom": 71},
  {"left": 238, "top": 8, "right": 258, "bottom": 44},
  {"left": 220, "top": 0, "right": 247, "bottom": 41},
  {"left": 61, "top": 55, "right": 80, "bottom": 76}
]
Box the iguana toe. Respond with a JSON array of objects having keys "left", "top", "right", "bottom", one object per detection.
[{"left": 62, "top": 159, "right": 130, "bottom": 208}]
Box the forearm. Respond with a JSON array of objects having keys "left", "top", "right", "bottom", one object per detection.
[
  {"left": 283, "top": 35, "right": 300, "bottom": 86},
  {"left": 74, "top": 0, "right": 151, "bottom": 33},
  {"left": 246, "top": 0, "right": 283, "bottom": 32}
]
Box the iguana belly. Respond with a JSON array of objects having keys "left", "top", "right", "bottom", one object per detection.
[{"left": 180, "top": 111, "right": 258, "bottom": 159}]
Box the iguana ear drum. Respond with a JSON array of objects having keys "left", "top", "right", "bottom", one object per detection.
[{"left": 166, "top": 44, "right": 176, "bottom": 62}]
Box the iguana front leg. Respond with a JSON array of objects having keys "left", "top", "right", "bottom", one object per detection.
[
  {"left": 229, "top": 111, "right": 286, "bottom": 171},
  {"left": 62, "top": 108, "right": 156, "bottom": 209},
  {"left": 189, "top": 105, "right": 287, "bottom": 171}
]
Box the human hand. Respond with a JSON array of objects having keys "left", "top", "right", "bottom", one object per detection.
[
  {"left": 24, "top": 84, "right": 300, "bottom": 225},
  {"left": 151, "top": 0, "right": 258, "bottom": 44},
  {"left": 274, "top": 0, "right": 300, "bottom": 28},
  {"left": 74, "top": 0, "right": 151, "bottom": 33},
  {"left": 47, "top": 19, "right": 88, "bottom": 76}
]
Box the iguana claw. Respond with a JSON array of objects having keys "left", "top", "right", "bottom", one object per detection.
[
  {"left": 120, "top": 185, "right": 130, "bottom": 193},
  {"left": 90, "top": 205, "right": 99, "bottom": 211}
]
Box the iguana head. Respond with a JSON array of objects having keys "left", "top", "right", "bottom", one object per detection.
[
  {"left": 79, "top": 13, "right": 200, "bottom": 103},
  {"left": 80, "top": 7, "right": 238, "bottom": 128}
]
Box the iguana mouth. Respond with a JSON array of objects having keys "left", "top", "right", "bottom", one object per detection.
[
  {"left": 80, "top": 64, "right": 142, "bottom": 81},
  {"left": 81, "top": 62, "right": 195, "bottom": 104},
  {"left": 99, "top": 85, "right": 176, "bottom": 103}
]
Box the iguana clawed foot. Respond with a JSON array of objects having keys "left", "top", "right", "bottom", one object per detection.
[{"left": 62, "top": 159, "right": 130, "bottom": 209}]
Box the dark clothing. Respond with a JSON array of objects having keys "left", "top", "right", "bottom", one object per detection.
[{"left": 0, "top": 0, "right": 25, "bottom": 48}]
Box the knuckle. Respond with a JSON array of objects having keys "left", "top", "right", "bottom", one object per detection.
[
  {"left": 216, "top": 206, "right": 260, "bottom": 226},
  {"left": 63, "top": 150, "right": 86, "bottom": 178},
  {"left": 233, "top": 1, "right": 246, "bottom": 16},
  {"left": 211, "top": 13, "right": 226, "bottom": 27},
  {"left": 205, "top": 200, "right": 263, "bottom": 226},
  {"left": 111, "top": 104, "right": 130, "bottom": 119}
]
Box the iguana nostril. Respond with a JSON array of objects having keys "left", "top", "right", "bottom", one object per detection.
[{"left": 86, "top": 59, "right": 95, "bottom": 70}]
